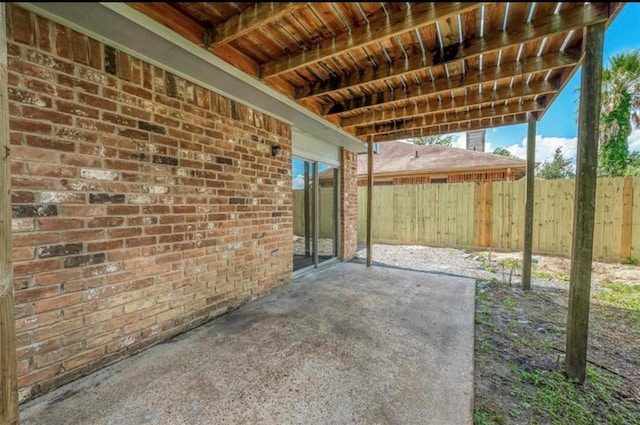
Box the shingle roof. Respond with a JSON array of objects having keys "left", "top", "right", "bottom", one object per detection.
[{"left": 357, "top": 141, "right": 527, "bottom": 175}]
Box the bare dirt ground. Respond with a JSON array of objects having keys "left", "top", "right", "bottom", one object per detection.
[{"left": 354, "top": 244, "right": 640, "bottom": 424}]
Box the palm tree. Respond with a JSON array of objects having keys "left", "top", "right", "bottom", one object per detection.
[{"left": 599, "top": 49, "right": 640, "bottom": 176}]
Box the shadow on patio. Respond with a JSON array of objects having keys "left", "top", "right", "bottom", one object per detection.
[{"left": 20, "top": 262, "right": 475, "bottom": 425}]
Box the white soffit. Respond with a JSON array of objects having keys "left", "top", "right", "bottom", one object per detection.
[
  {"left": 19, "top": 2, "right": 368, "bottom": 155},
  {"left": 292, "top": 129, "right": 340, "bottom": 167}
]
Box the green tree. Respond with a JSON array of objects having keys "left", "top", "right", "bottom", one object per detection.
[
  {"left": 628, "top": 150, "right": 640, "bottom": 176},
  {"left": 537, "top": 147, "right": 575, "bottom": 179},
  {"left": 492, "top": 147, "right": 514, "bottom": 157},
  {"left": 410, "top": 135, "right": 453, "bottom": 146},
  {"left": 599, "top": 50, "right": 640, "bottom": 177}
]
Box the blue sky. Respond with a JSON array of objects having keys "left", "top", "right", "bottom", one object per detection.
[{"left": 461, "top": 3, "right": 640, "bottom": 163}]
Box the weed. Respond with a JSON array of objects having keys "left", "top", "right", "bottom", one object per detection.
[
  {"left": 621, "top": 256, "right": 639, "bottom": 266},
  {"left": 593, "top": 280, "right": 640, "bottom": 312},
  {"left": 474, "top": 407, "right": 504, "bottom": 425},
  {"left": 532, "top": 270, "right": 552, "bottom": 279},
  {"left": 498, "top": 258, "right": 521, "bottom": 286},
  {"left": 503, "top": 298, "right": 518, "bottom": 309},
  {"left": 479, "top": 340, "right": 494, "bottom": 353},
  {"left": 556, "top": 272, "right": 570, "bottom": 282},
  {"left": 485, "top": 264, "right": 498, "bottom": 273},
  {"left": 510, "top": 366, "right": 638, "bottom": 424}
]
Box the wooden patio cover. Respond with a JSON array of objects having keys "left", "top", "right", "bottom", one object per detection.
[{"left": 129, "top": 2, "right": 622, "bottom": 143}]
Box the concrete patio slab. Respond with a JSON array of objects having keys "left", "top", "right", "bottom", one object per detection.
[{"left": 20, "top": 262, "right": 475, "bottom": 425}]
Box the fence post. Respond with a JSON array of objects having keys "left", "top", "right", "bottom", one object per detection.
[{"left": 621, "top": 176, "right": 633, "bottom": 259}]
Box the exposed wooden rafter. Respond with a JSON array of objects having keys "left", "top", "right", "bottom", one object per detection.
[
  {"left": 128, "top": 2, "right": 297, "bottom": 97},
  {"left": 210, "top": 3, "right": 305, "bottom": 49},
  {"left": 356, "top": 99, "right": 545, "bottom": 137},
  {"left": 371, "top": 113, "right": 531, "bottom": 143},
  {"left": 324, "top": 50, "right": 575, "bottom": 117},
  {"left": 296, "top": 4, "right": 608, "bottom": 100},
  {"left": 260, "top": 2, "right": 483, "bottom": 79},
  {"left": 342, "top": 80, "right": 557, "bottom": 129}
]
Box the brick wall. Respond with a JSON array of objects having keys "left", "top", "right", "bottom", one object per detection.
[
  {"left": 340, "top": 148, "right": 358, "bottom": 260},
  {"left": 7, "top": 5, "right": 292, "bottom": 401}
]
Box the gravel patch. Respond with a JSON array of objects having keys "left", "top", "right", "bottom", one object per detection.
[{"left": 353, "top": 243, "right": 640, "bottom": 293}]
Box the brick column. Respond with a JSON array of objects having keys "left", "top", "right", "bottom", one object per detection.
[{"left": 339, "top": 148, "right": 357, "bottom": 261}]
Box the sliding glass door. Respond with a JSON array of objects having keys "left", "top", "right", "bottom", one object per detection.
[{"left": 292, "top": 157, "right": 338, "bottom": 272}]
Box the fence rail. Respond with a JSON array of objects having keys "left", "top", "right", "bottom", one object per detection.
[{"left": 293, "top": 176, "right": 640, "bottom": 261}]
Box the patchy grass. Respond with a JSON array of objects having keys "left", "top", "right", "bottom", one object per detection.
[
  {"left": 474, "top": 275, "right": 640, "bottom": 425},
  {"left": 621, "top": 256, "right": 640, "bottom": 266},
  {"left": 532, "top": 270, "right": 553, "bottom": 279},
  {"left": 593, "top": 280, "right": 640, "bottom": 313}
]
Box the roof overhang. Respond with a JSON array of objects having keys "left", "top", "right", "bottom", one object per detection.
[{"left": 18, "top": 2, "right": 368, "bottom": 154}]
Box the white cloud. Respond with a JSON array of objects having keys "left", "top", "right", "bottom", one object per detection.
[
  {"left": 629, "top": 128, "right": 640, "bottom": 152},
  {"left": 292, "top": 174, "right": 305, "bottom": 189},
  {"left": 505, "top": 135, "right": 578, "bottom": 165}
]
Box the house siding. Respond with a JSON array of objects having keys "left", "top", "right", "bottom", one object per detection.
[{"left": 7, "top": 5, "right": 292, "bottom": 401}]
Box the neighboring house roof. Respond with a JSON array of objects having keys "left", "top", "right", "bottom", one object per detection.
[{"left": 356, "top": 141, "right": 527, "bottom": 176}]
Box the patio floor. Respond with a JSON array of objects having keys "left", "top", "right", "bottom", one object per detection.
[{"left": 20, "top": 262, "right": 475, "bottom": 425}]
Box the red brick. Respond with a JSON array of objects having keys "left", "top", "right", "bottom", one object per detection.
[
  {"left": 71, "top": 31, "right": 89, "bottom": 65},
  {"left": 35, "top": 293, "right": 83, "bottom": 313},
  {"left": 126, "top": 236, "right": 157, "bottom": 248},
  {"left": 27, "top": 162, "right": 76, "bottom": 178},
  {"left": 9, "top": 5, "right": 34, "bottom": 45},
  {"left": 55, "top": 100, "right": 99, "bottom": 119},
  {"left": 15, "top": 311, "right": 60, "bottom": 333},
  {"left": 88, "top": 217, "right": 125, "bottom": 228},
  {"left": 62, "top": 300, "right": 105, "bottom": 319},
  {"left": 22, "top": 106, "right": 73, "bottom": 125},
  {"left": 14, "top": 258, "right": 61, "bottom": 276},
  {"left": 25, "top": 134, "right": 75, "bottom": 152},
  {"left": 37, "top": 218, "right": 84, "bottom": 231},
  {"left": 62, "top": 347, "right": 105, "bottom": 371},
  {"left": 57, "top": 74, "right": 99, "bottom": 94},
  {"left": 79, "top": 92, "right": 117, "bottom": 111},
  {"left": 87, "top": 240, "right": 123, "bottom": 252},
  {"left": 35, "top": 268, "right": 83, "bottom": 286},
  {"left": 18, "top": 364, "right": 60, "bottom": 387}
]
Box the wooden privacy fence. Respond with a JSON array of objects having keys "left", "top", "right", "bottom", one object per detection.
[
  {"left": 349, "top": 177, "right": 640, "bottom": 261},
  {"left": 292, "top": 188, "right": 336, "bottom": 238}
]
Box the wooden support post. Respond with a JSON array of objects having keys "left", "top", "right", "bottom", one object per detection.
[
  {"left": 522, "top": 113, "right": 537, "bottom": 291},
  {"left": 366, "top": 140, "right": 374, "bottom": 267},
  {"left": 565, "top": 21, "right": 605, "bottom": 384},
  {"left": 0, "top": 4, "right": 19, "bottom": 424},
  {"left": 620, "top": 176, "right": 633, "bottom": 259}
]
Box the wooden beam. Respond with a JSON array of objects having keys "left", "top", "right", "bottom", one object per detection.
[
  {"left": 565, "top": 21, "right": 605, "bottom": 384},
  {"left": 371, "top": 114, "right": 529, "bottom": 142},
  {"left": 356, "top": 100, "right": 544, "bottom": 137},
  {"left": 296, "top": 3, "right": 607, "bottom": 100},
  {"left": 522, "top": 112, "right": 537, "bottom": 291},
  {"left": 260, "top": 2, "right": 482, "bottom": 79},
  {"left": 323, "top": 50, "right": 574, "bottom": 116},
  {"left": 342, "top": 79, "right": 560, "bottom": 129},
  {"left": 366, "top": 139, "right": 374, "bottom": 267},
  {"left": 0, "top": 4, "right": 18, "bottom": 424},
  {"left": 211, "top": 3, "right": 303, "bottom": 48},
  {"left": 128, "top": 3, "right": 260, "bottom": 77}
]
